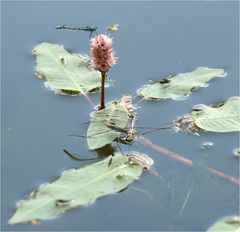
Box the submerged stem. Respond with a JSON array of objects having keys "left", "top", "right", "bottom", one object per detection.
[
  {"left": 138, "top": 136, "right": 240, "bottom": 186},
  {"left": 99, "top": 72, "right": 106, "bottom": 110}
]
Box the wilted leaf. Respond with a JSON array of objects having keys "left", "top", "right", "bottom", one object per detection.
[
  {"left": 138, "top": 67, "right": 226, "bottom": 100},
  {"left": 9, "top": 154, "right": 142, "bottom": 225},
  {"left": 87, "top": 102, "right": 129, "bottom": 150},
  {"left": 33, "top": 42, "right": 101, "bottom": 95},
  {"left": 207, "top": 216, "right": 240, "bottom": 232}
]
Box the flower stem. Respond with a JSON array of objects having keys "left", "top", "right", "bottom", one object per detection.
[{"left": 99, "top": 72, "right": 106, "bottom": 110}]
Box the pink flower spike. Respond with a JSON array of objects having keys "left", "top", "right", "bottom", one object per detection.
[{"left": 90, "top": 34, "right": 117, "bottom": 73}]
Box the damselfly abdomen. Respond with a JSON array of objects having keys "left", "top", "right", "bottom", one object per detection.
[{"left": 56, "top": 24, "right": 98, "bottom": 38}]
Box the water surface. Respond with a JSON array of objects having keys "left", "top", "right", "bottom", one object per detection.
[{"left": 1, "top": 1, "right": 239, "bottom": 231}]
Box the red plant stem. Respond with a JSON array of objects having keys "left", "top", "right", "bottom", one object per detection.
[
  {"left": 138, "top": 136, "right": 240, "bottom": 186},
  {"left": 207, "top": 168, "right": 240, "bottom": 186},
  {"left": 99, "top": 72, "right": 106, "bottom": 110}
]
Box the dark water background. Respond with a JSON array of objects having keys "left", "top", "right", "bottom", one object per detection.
[{"left": 1, "top": 1, "right": 239, "bottom": 231}]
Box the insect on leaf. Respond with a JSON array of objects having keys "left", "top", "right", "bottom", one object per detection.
[
  {"left": 138, "top": 67, "right": 226, "bottom": 100},
  {"left": 33, "top": 42, "right": 101, "bottom": 95},
  {"left": 9, "top": 154, "right": 143, "bottom": 225},
  {"left": 207, "top": 215, "right": 240, "bottom": 232},
  {"left": 87, "top": 102, "right": 129, "bottom": 150}
]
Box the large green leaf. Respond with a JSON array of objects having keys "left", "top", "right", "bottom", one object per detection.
[
  {"left": 9, "top": 154, "right": 142, "bottom": 225},
  {"left": 33, "top": 42, "right": 101, "bottom": 95},
  {"left": 87, "top": 102, "right": 129, "bottom": 150},
  {"left": 190, "top": 97, "right": 240, "bottom": 132},
  {"left": 138, "top": 67, "right": 226, "bottom": 100},
  {"left": 207, "top": 216, "right": 240, "bottom": 232}
]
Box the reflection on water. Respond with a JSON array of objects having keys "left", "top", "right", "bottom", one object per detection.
[{"left": 2, "top": 1, "right": 239, "bottom": 231}]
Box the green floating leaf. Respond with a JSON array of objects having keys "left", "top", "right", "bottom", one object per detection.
[
  {"left": 190, "top": 97, "right": 240, "bottom": 132},
  {"left": 33, "top": 42, "right": 101, "bottom": 95},
  {"left": 138, "top": 67, "right": 226, "bottom": 100},
  {"left": 87, "top": 102, "right": 129, "bottom": 150},
  {"left": 177, "top": 97, "right": 240, "bottom": 133},
  {"left": 9, "top": 154, "right": 142, "bottom": 225},
  {"left": 233, "top": 148, "right": 240, "bottom": 158},
  {"left": 207, "top": 216, "right": 240, "bottom": 232}
]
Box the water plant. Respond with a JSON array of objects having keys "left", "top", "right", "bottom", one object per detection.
[
  {"left": 8, "top": 25, "right": 240, "bottom": 227},
  {"left": 90, "top": 34, "right": 117, "bottom": 109}
]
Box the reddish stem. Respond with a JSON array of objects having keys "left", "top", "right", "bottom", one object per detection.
[
  {"left": 138, "top": 136, "right": 240, "bottom": 186},
  {"left": 99, "top": 72, "right": 106, "bottom": 110}
]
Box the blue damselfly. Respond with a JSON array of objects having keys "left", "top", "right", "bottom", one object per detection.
[{"left": 56, "top": 24, "right": 98, "bottom": 38}]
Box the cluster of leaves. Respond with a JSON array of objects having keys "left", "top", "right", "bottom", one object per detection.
[{"left": 9, "top": 42, "right": 240, "bottom": 226}]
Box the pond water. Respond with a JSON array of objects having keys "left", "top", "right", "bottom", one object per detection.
[{"left": 2, "top": 1, "right": 239, "bottom": 231}]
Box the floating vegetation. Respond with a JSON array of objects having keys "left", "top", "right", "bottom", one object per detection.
[
  {"left": 233, "top": 148, "right": 240, "bottom": 158},
  {"left": 90, "top": 34, "right": 117, "bottom": 109},
  {"left": 9, "top": 154, "right": 143, "bottom": 225},
  {"left": 138, "top": 67, "right": 226, "bottom": 101},
  {"left": 33, "top": 42, "right": 101, "bottom": 96},
  {"left": 9, "top": 24, "right": 239, "bottom": 228},
  {"left": 176, "top": 97, "right": 240, "bottom": 133},
  {"left": 87, "top": 102, "right": 129, "bottom": 150},
  {"left": 207, "top": 215, "right": 240, "bottom": 232}
]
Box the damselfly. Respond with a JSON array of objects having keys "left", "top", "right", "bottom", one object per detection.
[
  {"left": 103, "top": 121, "right": 173, "bottom": 144},
  {"left": 56, "top": 24, "right": 98, "bottom": 38},
  {"left": 71, "top": 119, "right": 175, "bottom": 147}
]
